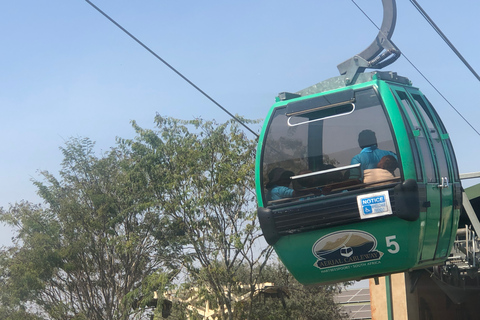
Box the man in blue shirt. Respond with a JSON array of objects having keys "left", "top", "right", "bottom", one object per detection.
[{"left": 351, "top": 130, "right": 397, "bottom": 178}]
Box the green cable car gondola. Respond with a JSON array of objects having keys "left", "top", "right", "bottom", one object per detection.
[{"left": 255, "top": 0, "right": 462, "bottom": 285}]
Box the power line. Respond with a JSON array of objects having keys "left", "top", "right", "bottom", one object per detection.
[
  {"left": 401, "top": 54, "right": 480, "bottom": 136},
  {"left": 350, "top": 0, "right": 380, "bottom": 30},
  {"left": 351, "top": 0, "right": 480, "bottom": 137},
  {"left": 409, "top": 0, "right": 480, "bottom": 83},
  {"left": 84, "top": 0, "right": 259, "bottom": 138}
]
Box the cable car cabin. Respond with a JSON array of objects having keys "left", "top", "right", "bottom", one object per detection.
[{"left": 256, "top": 71, "right": 462, "bottom": 285}]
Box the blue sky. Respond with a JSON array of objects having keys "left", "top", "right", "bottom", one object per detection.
[{"left": 1, "top": 0, "right": 479, "bottom": 247}]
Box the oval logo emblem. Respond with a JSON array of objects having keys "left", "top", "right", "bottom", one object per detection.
[{"left": 312, "top": 230, "right": 382, "bottom": 269}]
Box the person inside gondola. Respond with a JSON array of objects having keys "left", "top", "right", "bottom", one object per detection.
[
  {"left": 350, "top": 129, "right": 397, "bottom": 178},
  {"left": 363, "top": 155, "right": 398, "bottom": 185},
  {"left": 266, "top": 167, "right": 295, "bottom": 201}
]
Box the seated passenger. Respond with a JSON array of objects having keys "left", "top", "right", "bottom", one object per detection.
[
  {"left": 363, "top": 155, "right": 399, "bottom": 185},
  {"left": 351, "top": 130, "right": 397, "bottom": 178},
  {"left": 295, "top": 170, "right": 319, "bottom": 189},
  {"left": 295, "top": 166, "right": 347, "bottom": 196},
  {"left": 294, "top": 170, "right": 323, "bottom": 199},
  {"left": 318, "top": 164, "right": 344, "bottom": 185},
  {"left": 266, "top": 168, "right": 295, "bottom": 201}
]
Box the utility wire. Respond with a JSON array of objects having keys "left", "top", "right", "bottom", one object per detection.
[
  {"left": 409, "top": 0, "right": 480, "bottom": 83},
  {"left": 351, "top": 0, "right": 480, "bottom": 137},
  {"left": 350, "top": 0, "right": 380, "bottom": 30},
  {"left": 401, "top": 55, "right": 480, "bottom": 136},
  {"left": 84, "top": 0, "right": 259, "bottom": 138}
]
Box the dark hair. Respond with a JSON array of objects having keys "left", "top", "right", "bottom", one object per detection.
[
  {"left": 358, "top": 130, "right": 377, "bottom": 149},
  {"left": 377, "top": 155, "right": 398, "bottom": 174},
  {"left": 266, "top": 168, "right": 294, "bottom": 189}
]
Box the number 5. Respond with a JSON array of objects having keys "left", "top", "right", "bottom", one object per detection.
[{"left": 386, "top": 235, "right": 400, "bottom": 254}]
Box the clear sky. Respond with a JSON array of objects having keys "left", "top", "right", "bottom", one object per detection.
[{"left": 1, "top": 0, "right": 480, "bottom": 247}]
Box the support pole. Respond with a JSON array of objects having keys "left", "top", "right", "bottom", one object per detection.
[{"left": 385, "top": 275, "right": 394, "bottom": 320}]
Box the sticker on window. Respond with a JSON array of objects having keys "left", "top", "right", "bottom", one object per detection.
[{"left": 357, "top": 191, "right": 392, "bottom": 219}]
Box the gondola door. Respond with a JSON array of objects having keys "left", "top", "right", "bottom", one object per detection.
[
  {"left": 392, "top": 87, "right": 441, "bottom": 261},
  {"left": 409, "top": 92, "right": 459, "bottom": 259}
]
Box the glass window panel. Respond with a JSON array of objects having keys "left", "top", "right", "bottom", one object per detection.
[
  {"left": 394, "top": 90, "right": 422, "bottom": 181},
  {"left": 261, "top": 88, "right": 399, "bottom": 204},
  {"left": 412, "top": 95, "right": 449, "bottom": 179},
  {"left": 396, "top": 91, "right": 436, "bottom": 183}
]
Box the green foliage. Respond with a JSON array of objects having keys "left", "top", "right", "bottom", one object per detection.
[
  {"left": 120, "top": 116, "right": 273, "bottom": 320},
  {"left": 0, "top": 117, "right": 344, "bottom": 320},
  {"left": 246, "top": 263, "right": 347, "bottom": 320},
  {"left": 0, "top": 137, "right": 182, "bottom": 320}
]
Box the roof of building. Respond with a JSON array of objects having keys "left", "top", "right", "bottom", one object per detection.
[{"left": 335, "top": 288, "right": 372, "bottom": 320}]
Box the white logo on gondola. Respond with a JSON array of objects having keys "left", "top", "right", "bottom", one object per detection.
[
  {"left": 312, "top": 230, "right": 383, "bottom": 269},
  {"left": 340, "top": 246, "right": 353, "bottom": 257}
]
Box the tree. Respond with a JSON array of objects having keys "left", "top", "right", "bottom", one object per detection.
[
  {"left": 247, "top": 262, "right": 347, "bottom": 320},
  {"left": 121, "top": 116, "right": 273, "bottom": 320},
  {"left": 0, "top": 137, "right": 182, "bottom": 320},
  {"left": 1, "top": 116, "right": 344, "bottom": 320},
  {"left": 160, "top": 262, "right": 347, "bottom": 320}
]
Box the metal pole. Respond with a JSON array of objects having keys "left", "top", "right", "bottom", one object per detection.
[{"left": 385, "top": 275, "right": 394, "bottom": 320}]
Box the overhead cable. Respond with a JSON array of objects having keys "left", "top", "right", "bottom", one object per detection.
[
  {"left": 84, "top": 0, "right": 259, "bottom": 138},
  {"left": 351, "top": 0, "right": 480, "bottom": 137},
  {"left": 409, "top": 0, "right": 480, "bottom": 82}
]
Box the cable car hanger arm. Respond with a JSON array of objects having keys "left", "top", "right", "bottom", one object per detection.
[{"left": 337, "top": 0, "right": 402, "bottom": 85}]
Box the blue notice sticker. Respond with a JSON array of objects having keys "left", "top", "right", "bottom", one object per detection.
[{"left": 357, "top": 191, "right": 392, "bottom": 219}]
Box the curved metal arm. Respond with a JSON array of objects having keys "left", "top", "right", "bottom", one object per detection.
[{"left": 337, "top": 0, "right": 401, "bottom": 84}]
